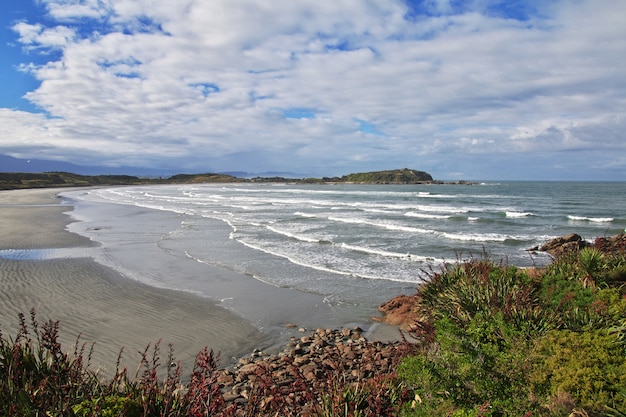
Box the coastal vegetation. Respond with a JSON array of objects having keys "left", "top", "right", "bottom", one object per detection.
[
  {"left": 0, "top": 172, "right": 147, "bottom": 189},
  {"left": 1, "top": 239, "right": 624, "bottom": 416},
  {"left": 0, "top": 168, "right": 466, "bottom": 190},
  {"left": 340, "top": 168, "right": 432, "bottom": 184}
]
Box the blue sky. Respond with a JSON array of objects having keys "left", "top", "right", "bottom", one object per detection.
[{"left": 1, "top": 0, "right": 625, "bottom": 180}]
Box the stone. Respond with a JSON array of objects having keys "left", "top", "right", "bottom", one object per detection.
[
  {"left": 218, "top": 324, "right": 418, "bottom": 411},
  {"left": 536, "top": 233, "right": 589, "bottom": 256}
]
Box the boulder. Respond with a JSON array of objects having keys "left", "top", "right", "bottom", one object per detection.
[
  {"left": 533, "top": 233, "right": 590, "bottom": 257},
  {"left": 593, "top": 233, "right": 626, "bottom": 255}
]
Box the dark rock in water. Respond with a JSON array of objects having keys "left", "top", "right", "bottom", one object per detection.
[{"left": 530, "top": 233, "right": 590, "bottom": 257}]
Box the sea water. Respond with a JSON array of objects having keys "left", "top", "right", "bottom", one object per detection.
[{"left": 60, "top": 181, "right": 625, "bottom": 331}]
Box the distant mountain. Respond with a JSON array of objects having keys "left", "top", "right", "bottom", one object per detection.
[
  {"left": 0, "top": 154, "right": 179, "bottom": 177},
  {"left": 0, "top": 155, "right": 305, "bottom": 179}
]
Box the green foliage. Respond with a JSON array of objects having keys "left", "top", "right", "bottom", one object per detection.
[
  {"left": 398, "top": 252, "right": 626, "bottom": 416},
  {"left": 399, "top": 313, "right": 538, "bottom": 416},
  {"left": 341, "top": 168, "right": 433, "bottom": 184},
  {"left": 72, "top": 395, "right": 141, "bottom": 417},
  {"left": 418, "top": 260, "right": 553, "bottom": 335},
  {"left": 530, "top": 329, "right": 626, "bottom": 414}
]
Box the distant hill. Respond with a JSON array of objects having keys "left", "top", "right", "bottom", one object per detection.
[
  {"left": 341, "top": 168, "right": 433, "bottom": 184},
  {"left": 0, "top": 172, "right": 243, "bottom": 190},
  {"left": 1, "top": 168, "right": 469, "bottom": 190},
  {"left": 166, "top": 173, "right": 243, "bottom": 183},
  {"left": 0, "top": 154, "right": 179, "bottom": 177},
  {"left": 0, "top": 172, "right": 149, "bottom": 190}
]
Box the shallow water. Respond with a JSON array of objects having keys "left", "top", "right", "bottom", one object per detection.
[{"left": 60, "top": 181, "right": 626, "bottom": 334}]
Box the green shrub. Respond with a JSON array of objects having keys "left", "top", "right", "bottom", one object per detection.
[
  {"left": 399, "top": 253, "right": 626, "bottom": 416},
  {"left": 72, "top": 395, "right": 141, "bottom": 417},
  {"left": 530, "top": 329, "right": 626, "bottom": 414}
]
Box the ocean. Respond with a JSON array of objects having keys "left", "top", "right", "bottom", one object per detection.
[{"left": 57, "top": 181, "right": 625, "bottom": 336}]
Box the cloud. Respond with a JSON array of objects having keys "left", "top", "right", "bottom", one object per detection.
[
  {"left": 12, "top": 22, "right": 76, "bottom": 50},
  {"left": 1, "top": 0, "right": 625, "bottom": 179},
  {"left": 39, "top": 0, "right": 113, "bottom": 22}
]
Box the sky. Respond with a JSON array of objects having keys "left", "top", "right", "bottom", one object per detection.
[{"left": 1, "top": 0, "right": 625, "bottom": 180}]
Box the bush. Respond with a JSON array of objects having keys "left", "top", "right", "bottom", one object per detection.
[
  {"left": 530, "top": 329, "right": 626, "bottom": 415},
  {"left": 398, "top": 252, "right": 626, "bottom": 416}
]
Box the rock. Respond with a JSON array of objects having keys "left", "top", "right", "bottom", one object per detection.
[
  {"left": 537, "top": 233, "right": 590, "bottom": 257},
  {"left": 238, "top": 363, "right": 258, "bottom": 375},
  {"left": 593, "top": 233, "right": 626, "bottom": 255},
  {"left": 218, "top": 326, "right": 418, "bottom": 410},
  {"left": 217, "top": 371, "right": 234, "bottom": 386},
  {"left": 373, "top": 294, "right": 422, "bottom": 332}
]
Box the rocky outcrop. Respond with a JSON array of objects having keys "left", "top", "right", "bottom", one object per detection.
[
  {"left": 217, "top": 327, "right": 416, "bottom": 408},
  {"left": 528, "top": 232, "right": 626, "bottom": 257},
  {"left": 528, "top": 233, "right": 590, "bottom": 257},
  {"left": 593, "top": 233, "right": 626, "bottom": 255},
  {"left": 373, "top": 295, "right": 420, "bottom": 331}
]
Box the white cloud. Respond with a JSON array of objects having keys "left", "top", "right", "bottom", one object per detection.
[
  {"left": 1, "top": 0, "right": 625, "bottom": 178},
  {"left": 39, "top": 0, "right": 113, "bottom": 21},
  {"left": 12, "top": 22, "right": 76, "bottom": 50}
]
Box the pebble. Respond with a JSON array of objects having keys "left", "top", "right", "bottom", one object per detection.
[{"left": 218, "top": 326, "right": 414, "bottom": 407}]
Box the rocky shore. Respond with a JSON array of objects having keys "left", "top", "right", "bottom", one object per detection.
[
  {"left": 217, "top": 232, "right": 626, "bottom": 410},
  {"left": 215, "top": 326, "right": 417, "bottom": 410}
]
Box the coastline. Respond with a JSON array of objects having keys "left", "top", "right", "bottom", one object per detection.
[
  {"left": 0, "top": 187, "right": 401, "bottom": 375},
  {"left": 0, "top": 188, "right": 270, "bottom": 374}
]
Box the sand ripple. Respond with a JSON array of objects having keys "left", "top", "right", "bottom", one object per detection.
[{"left": 0, "top": 257, "right": 268, "bottom": 375}]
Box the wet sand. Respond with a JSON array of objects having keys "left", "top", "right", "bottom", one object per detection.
[{"left": 0, "top": 188, "right": 269, "bottom": 375}]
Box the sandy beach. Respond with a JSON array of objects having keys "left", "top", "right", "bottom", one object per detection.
[{"left": 0, "top": 188, "right": 269, "bottom": 375}]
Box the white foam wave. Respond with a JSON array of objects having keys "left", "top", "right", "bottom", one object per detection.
[
  {"left": 339, "top": 243, "right": 436, "bottom": 262},
  {"left": 266, "top": 225, "right": 320, "bottom": 243},
  {"left": 340, "top": 243, "right": 410, "bottom": 259},
  {"left": 404, "top": 211, "right": 451, "bottom": 219},
  {"left": 568, "top": 215, "right": 613, "bottom": 223},
  {"left": 327, "top": 216, "right": 433, "bottom": 234},
  {"left": 415, "top": 192, "right": 456, "bottom": 198},
  {"left": 505, "top": 211, "right": 534, "bottom": 218},
  {"left": 441, "top": 232, "right": 509, "bottom": 242},
  {"left": 294, "top": 211, "right": 317, "bottom": 218},
  {"left": 405, "top": 204, "right": 470, "bottom": 214},
  {"left": 362, "top": 208, "right": 396, "bottom": 214},
  {"left": 233, "top": 237, "right": 419, "bottom": 282}
]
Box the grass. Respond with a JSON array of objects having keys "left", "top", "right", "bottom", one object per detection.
[{"left": 1, "top": 245, "right": 625, "bottom": 416}]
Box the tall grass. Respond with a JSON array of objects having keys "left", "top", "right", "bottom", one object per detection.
[{"left": 0, "top": 309, "right": 99, "bottom": 415}]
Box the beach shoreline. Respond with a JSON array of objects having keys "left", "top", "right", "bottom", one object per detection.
[
  {"left": 0, "top": 188, "right": 274, "bottom": 374},
  {"left": 0, "top": 187, "right": 400, "bottom": 375}
]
